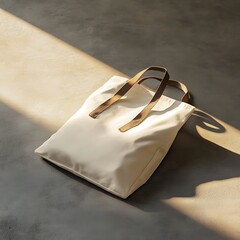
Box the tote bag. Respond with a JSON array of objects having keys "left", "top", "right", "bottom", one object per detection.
[{"left": 35, "top": 66, "right": 195, "bottom": 198}]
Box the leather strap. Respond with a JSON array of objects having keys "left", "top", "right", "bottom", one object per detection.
[
  {"left": 89, "top": 66, "right": 170, "bottom": 132},
  {"left": 138, "top": 76, "right": 191, "bottom": 103}
]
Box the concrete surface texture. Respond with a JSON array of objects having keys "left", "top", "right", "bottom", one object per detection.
[{"left": 0, "top": 0, "right": 239, "bottom": 239}]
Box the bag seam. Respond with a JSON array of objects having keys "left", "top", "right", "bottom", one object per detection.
[
  {"left": 125, "top": 146, "right": 164, "bottom": 197},
  {"left": 125, "top": 105, "right": 196, "bottom": 197}
]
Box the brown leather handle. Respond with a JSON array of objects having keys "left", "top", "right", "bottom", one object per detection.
[
  {"left": 89, "top": 66, "right": 170, "bottom": 132},
  {"left": 138, "top": 76, "right": 191, "bottom": 103}
]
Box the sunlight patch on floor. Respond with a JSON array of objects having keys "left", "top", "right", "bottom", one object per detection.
[
  {"left": 164, "top": 177, "right": 240, "bottom": 240},
  {"left": 0, "top": 8, "right": 125, "bottom": 131}
]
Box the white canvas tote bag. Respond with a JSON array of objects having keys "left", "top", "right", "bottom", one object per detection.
[{"left": 35, "top": 66, "right": 195, "bottom": 198}]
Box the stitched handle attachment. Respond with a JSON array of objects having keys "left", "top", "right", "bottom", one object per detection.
[{"left": 138, "top": 76, "right": 191, "bottom": 103}]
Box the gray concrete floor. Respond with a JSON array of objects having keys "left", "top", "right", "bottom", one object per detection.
[{"left": 0, "top": 1, "right": 239, "bottom": 239}]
